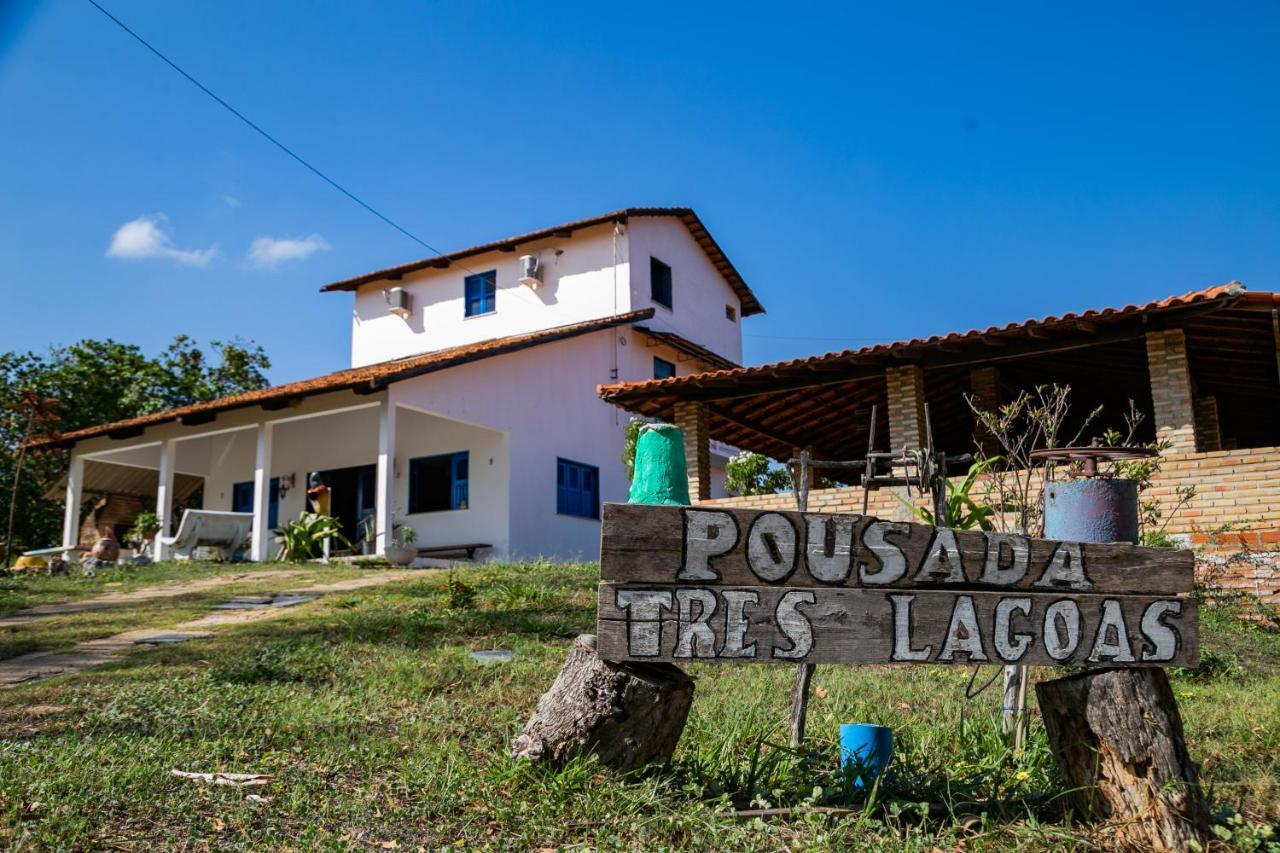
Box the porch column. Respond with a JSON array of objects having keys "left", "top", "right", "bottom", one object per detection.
[
  {"left": 673, "top": 400, "right": 711, "bottom": 502},
  {"left": 1193, "top": 396, "right": 1222, "bottom": 452},
  {"left": 250, "top": 422, "right": 275, "bottom": 561},
  {"left": 885, "top": 365, "right": 926, "bottom": 449},
  {"left": 153, "top": 439, "right": 177, "bottom": 561},
  {"left": 61, "top": 453, "right": 85, "bottom": 550},
  {"left": 969, "top": 366, "right": 1003, "bottom": 458},
  {"left": 375, "top": 399, "right": 397, "bottom": 556},
  {"left": 1145, "top": 329, "right": 1197, "bottom": 454}
]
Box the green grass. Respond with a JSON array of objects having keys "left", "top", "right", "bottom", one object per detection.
[
  {"left": 0, "top": 561, "right": 1277, "bottom": 850},
  {"left": 0, "top": 560, "right": 308, "bottom": 617}
]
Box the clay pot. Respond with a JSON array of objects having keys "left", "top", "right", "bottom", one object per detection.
[
  {"left": 91, "top": 536, "right": 120, "bottom": 563},
  {"left": 384, "top": 545, "right": 417, "bottom": 566}
]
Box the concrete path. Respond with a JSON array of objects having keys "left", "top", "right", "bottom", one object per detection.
[
  {"left": 0, "top": 570, "right": 310, "bottom": 626},
  {"left": 0, "top": 570, "right": 419, "bottom": 687}
]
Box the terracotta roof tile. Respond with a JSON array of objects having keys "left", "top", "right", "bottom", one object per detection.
[
  {"left": 600, "top": 283, "right": 1250, "bottom": 403},
  {"left": 318, "top": 207, "right": 765, "bottom": 316},
  {"left": 31, "top": 309, "right": 656, "bottom": 451}
]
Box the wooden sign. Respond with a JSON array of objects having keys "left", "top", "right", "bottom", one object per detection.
[{"left": 597, "top": 503, "right": 1198, "bottom": 667}]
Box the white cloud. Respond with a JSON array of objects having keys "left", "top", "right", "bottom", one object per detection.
[
  {"left": 247, "top": 234, "right": 331, "bottom": 268},
  {"left": 106, "top": 215, "right": 217, "bottom": 267},
  {"left": 222, "top": 195, "right": 242, "bottom": 208}
]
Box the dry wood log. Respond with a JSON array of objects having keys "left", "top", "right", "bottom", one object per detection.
[
  {"left": 510, "top": 634, "right": 694, "bottom": 773},
  {"left": 1036, "top": 667, "right": 1210, "bottom": 850}
]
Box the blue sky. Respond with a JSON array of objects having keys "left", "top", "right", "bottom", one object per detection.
[{"left": 2, "top": 1, "right": 1278, "bottom": 384}]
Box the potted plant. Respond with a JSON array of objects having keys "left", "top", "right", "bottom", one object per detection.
[
  {"left": 384, "top": 523, "right": 417, "bottom": 566},
  {"left": 126, "top": 510, "right": 162, "bottom": 556}
]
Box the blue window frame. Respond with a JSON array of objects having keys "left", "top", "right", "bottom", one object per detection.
[
  {"left": 650, "top": 257, "right": 673, "bottom": 309},
  {"left": 653, "top": 356, "right": 676, "bottom": 379},
  {"left": 408, "top": 451, "right": 469, "bottom": 513},
  {"left": 232, "top": 477, "right": 279, "bottom": 529},
  {"left": 557, "top": 458, "right": 600, "bottom": 519},
  {"left": 464, "top": 270, "right": 496, "bottom": 317}
]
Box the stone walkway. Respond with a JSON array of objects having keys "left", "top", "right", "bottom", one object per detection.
[
  {"left": 0, "top": 570, "right": 419, "bottom": 687},
  {"left": 0, "top": 570, "right": 310, "bottom": 626}
]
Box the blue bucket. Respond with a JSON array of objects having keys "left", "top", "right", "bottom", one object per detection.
[{"left": 839, "top": 723, "right": 893, "bottom": 787}]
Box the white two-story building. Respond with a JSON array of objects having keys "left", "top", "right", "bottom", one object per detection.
[{"left": 37, "top": 208, "right": 764, "bottom": 562}]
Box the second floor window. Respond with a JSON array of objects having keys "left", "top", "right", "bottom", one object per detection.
[
  {"left": 650, "top": 257, "right": 673, "bottom": 309},
  {"left": 465, "top": 271, "right": 496, "bottom": 317},
  {"left": 653, "top": 357, "right": 676, "bottom": 379}
]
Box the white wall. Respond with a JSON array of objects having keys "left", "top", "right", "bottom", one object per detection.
[
  {"left": 392, "top": 408, "right": 511, "bottom": 558},
  {"left": 349, "top": 222, "right": 632, "bottom": 367},
  {"left": 626, "top": 216, "right": 745, "bottom": 364}
]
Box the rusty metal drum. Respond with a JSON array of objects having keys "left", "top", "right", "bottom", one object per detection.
[{"left": 1043, "top": 479, "right": 1140, "bottom": 545}]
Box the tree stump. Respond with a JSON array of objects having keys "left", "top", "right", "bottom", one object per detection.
[
  {"left": 1036, "top": 668, "right": 1210, "bottom": 850},
  {"left": 511, "top": 634, "right": 694, "bottom": 773}
]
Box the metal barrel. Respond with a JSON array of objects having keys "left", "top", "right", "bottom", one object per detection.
[{"left": 1043, "top": 478, "right": 1140, "bottom": 545}]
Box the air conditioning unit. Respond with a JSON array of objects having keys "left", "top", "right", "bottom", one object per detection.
[
  {"left": 385, "top": 286, "right": 412, "bottom": 319},
  {"left": 517, "top": 254, "right": 542, "bottom": 289}
]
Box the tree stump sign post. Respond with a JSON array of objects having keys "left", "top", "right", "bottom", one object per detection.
[{"left": 596, "top": 502, "right": 1207, "bottom": 848}]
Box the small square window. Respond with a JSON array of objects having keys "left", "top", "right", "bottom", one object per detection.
[
  {"left": 650, "top": 257, "right": 673, "bottom": 309},
  {"left": 408, "top": 451, "right": 469, "bottom": 513},
  {"left": 465, "top": 271, "right": 496, "bottom": 317},
  {"left": 557, "top": 458, "right": 600, "bottom": 519},
  {"left": 653, "top": 356, "right": 676, "bottom": 380},
  {"left": 725, "top": 304, "right": 737, "bottom": 322}
]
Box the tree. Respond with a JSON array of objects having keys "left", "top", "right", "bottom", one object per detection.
[
  {"left": 724, "top": 451, "right": 792, "bottom": 496},
  {"left": 0, "top": 337, "right": 271, "bottom": 560}
]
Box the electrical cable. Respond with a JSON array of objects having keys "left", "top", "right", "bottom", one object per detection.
[{"left": 85, "top": 0, "right": 452, "bottom": 261}]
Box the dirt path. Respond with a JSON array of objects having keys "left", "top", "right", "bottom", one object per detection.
[
  {"left": 0, "top": 570, "right": 420, "bottom": 686},
  {"left": 0, "top": 570, "right": 311, "bottom": 626}
]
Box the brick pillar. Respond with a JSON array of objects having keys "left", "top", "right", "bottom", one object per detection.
[
  {"left": 673, "top": 400, "right": 711, "bottom": 501},
  {"left": 970, "top": 366, "right": 1002, "bottom": 458},
  {"left": 1145, "top": 329, "right": 1197, "bottom": 454},
  {"left": 1193, "top": 396, "right": 1221, "bottom": 453},
  {"left": 885, "top": 365, "right": 926, "bottom": 449}
]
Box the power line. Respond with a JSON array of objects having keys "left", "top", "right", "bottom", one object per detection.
[{"left": 85, "top": 0, "right": 451, "bottom": 260}]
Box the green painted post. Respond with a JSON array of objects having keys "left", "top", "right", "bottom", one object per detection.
[{"left": 627, "top": 424, "right": 691, "bottom": 506}]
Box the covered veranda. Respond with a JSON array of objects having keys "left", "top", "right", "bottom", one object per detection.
[{"left": 600, "top": 284, "right": 1280, "bottom": 541}]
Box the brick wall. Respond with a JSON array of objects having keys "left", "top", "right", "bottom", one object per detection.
[
  {"left": 1197, "top": 551, "right": 1280, "bottom": 607},
  {"left": 1146, "top": 329, "right": 1198, "bottom": 454},
  {"left": 885, "top": 365, "right": 925, "bottom": 449},
  {"left": 706, "top": 444, "right": 1280, "bottom": 548},
  {"left": 673, "top": 400, "right": 711, "bottom": 501}
]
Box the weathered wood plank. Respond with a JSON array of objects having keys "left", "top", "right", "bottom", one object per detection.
[
  {"left": 599, "top": 503, "right": 1194, "bottom": 595},
  {"left": 597, "top": 583, "right": 1198, "bottom": 667}
]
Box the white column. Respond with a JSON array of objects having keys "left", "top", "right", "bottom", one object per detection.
[
  {"left": 153, "top": 439, "right": 177, "bottom": 561},
  {"left": 375, "top": 399, "right": 397, "bottom": 556},
  {"left": 61, "top": 454, "right": 85, "bottom": 551},
  {"left": 250, "top": 422, "right": 275, "bottom": 561}
]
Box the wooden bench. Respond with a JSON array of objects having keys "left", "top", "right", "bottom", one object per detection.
[{"left": 416, "top": 543, "right": 492, "bottom": 561}]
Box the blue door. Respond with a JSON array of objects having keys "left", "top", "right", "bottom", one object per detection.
[{"left": 232, "top": 478, "right": 279, "bottom": 529}]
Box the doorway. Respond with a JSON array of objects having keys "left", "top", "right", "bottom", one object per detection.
[{"left": 308, "top": 464, "right": 377, "bottom": 546}]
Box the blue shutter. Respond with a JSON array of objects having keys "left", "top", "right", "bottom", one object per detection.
[
  {"left": 465, "top": 271, "right": 496, "bottom": 316},
  {"left": 451, "top": 452, "right": 469, "bottom": 509},
  {"left": 556, "top": 459, "right": 599, "bottom": 519}
]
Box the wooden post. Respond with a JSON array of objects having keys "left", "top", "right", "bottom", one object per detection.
[
  {"left": 1037, "top": 669, "right": 1210, "bottom": 849},
  {"left": 789, "top": 449, "right": 815, "bottom": 748},
  {"left": 511, "top": 635, "right": 694, "bottom": 772},
  {"left": 1036, "top": 471, "right": 1209, "bottom": 849}
]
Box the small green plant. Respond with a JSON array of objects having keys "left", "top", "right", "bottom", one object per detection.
[
  {"left": 440, "top": 571, "right": 476, "bottom": 610},
  {"left": 275, "top": 512, "right": 350, "bottom": 562},
  {"left": 125, "top": 511, "right": 161, "bottom": 545},
  {"left": 393, "top": 523, "right": 416, "bottom": 547},
  {"left": 622, "top": 416, "right": 646, "bottom": 481},
  {"left": 896, "top": 457, "right": 1000, "bottom": 530}
]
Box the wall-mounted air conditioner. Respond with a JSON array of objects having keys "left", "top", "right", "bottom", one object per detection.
[
  {"left": 517, "top": 254, "right": 542, "bottom": 289},
  {"left": 385, "top": 286, "right": 412, "bottom": 319}
]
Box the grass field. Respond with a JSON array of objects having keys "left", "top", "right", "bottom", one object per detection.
[{"left": 0, "top": 560, "right": 1277, "bottom": 850}]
